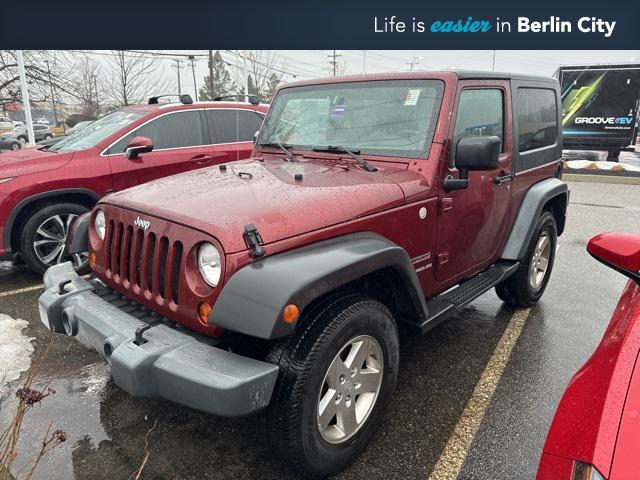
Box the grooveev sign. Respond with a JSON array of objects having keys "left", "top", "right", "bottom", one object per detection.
[{"left": 574, "top": 116, "right": 634, "bottom": 125}]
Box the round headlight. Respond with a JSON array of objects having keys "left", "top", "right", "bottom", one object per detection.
[
  {"left": 198, "top": 243, "right": 222, "bottom": 287},
  {"left": 94, "top": 209, "right": 106, "bottom": 240}
]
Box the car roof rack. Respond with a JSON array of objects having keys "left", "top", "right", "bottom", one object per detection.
[
  {"left": 213, "top": 94, "right": 260, "bottom": 105},
  {"left": 148, "top": 94, "right": 193, "bottom": 105}
]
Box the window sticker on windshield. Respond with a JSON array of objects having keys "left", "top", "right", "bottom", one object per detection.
[
  {"left": 331, "top": 104, "right": 347, "bottom": 117},
  {"left": 404, "top": 89, "right": 421, "bottom": 106}
]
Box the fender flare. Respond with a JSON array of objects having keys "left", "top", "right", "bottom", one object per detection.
[
  {"left": 209, "top": 232, "right": 428, "bottom": 339},
  {"left": 501, "top": 178, "right": 569, "bottom": 261},
  {"left": 3, "top": 188, "right": 101, "bottom": 258}
]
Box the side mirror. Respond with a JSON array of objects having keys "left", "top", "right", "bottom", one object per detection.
[
  {"left": 587, "top": 232, "right": 640, "bottom": 284},
  {"left": 124, "top": 136, "right": 153, "bottom": 160},
  {"left": 443, "top": 136, "right": 501, "bottom": 192}
]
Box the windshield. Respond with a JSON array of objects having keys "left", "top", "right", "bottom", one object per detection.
[
  {"left": 259, "top": 80, "right": 444, "bottom": 159},
  {"left": 49, "top": 109, "right": 145, "bottom": 153}
]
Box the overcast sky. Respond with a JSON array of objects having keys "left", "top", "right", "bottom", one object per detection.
[
  {"left": 76, "top": 50, "right": 639, "bottom": 100},
  {"left": 149, "top": 50, "right": 639, "bottom": 98}
]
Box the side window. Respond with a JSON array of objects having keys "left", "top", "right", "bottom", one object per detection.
[
  {"left": 452, "top": 89, "right": 504, "bottom": 163},
  {"left": 107, "top": 111, "right": 206, "bottom": 154},
  {"left": 207, "top": 109, "right": 264, "bottom": 144},
  {"left": 517, "top": 88, "right": 557, "bottom": 152}
]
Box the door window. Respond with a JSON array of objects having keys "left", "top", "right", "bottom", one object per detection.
[
  {"left": 207, "top": 109, "right": 264, "bottom": 144},
  {"left": 107, "top": 110, "right": 207, "bottom": 154},
  {"left": 452, "top": 89, "right": 504, "bottom": 164}
]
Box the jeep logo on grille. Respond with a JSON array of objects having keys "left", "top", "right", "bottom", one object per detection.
[{"left": 134, "top": 216, "right": 150, "bottom": 231}]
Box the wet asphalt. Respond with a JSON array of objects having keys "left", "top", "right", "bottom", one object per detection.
[{"left": 1, "top": 178, "right": 639, "bottom": 480}]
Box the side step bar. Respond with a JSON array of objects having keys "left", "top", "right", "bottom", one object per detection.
[{"left": 416, "top": 260, "right": 520, "bottom": 334}]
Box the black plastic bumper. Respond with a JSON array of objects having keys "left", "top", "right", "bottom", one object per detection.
[{"left": 38, "top": 262, "right": 279, "bottom": 417}]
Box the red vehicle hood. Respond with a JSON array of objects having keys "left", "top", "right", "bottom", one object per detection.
[
  {"left": 0, "top": 148, "right": 73, "bottom": 177},
  {"left": 542, "top": 280, "right": 640, "bottom": 479},
  {"left": 102, "top": 157, "right": 409, "bottom": 253}
]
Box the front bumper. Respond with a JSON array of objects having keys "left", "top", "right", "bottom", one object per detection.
[{"left": 38, "top": 262, "right": 279, "bottom": 417}]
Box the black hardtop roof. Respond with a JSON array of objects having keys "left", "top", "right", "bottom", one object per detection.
[{"left": 453, "top": 70, "right": 557, "bottom": 83}]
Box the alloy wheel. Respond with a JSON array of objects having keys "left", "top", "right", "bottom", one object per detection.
[
  {"left": 529, "top": 231, "right": 551, "bottom": 290},
  {"left": 317, "top": 335, "right": 384, "bottom": 444},
  {"left": 33, "top": 213, "right": 88, "bottom": 270}
]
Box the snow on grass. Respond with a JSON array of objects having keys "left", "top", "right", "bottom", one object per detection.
[
  {"left": 565, "top": 160, "right": 640, "bottom": 172},
  {"left": 0, "top": 314, "right": 35, "bottom": 399}
]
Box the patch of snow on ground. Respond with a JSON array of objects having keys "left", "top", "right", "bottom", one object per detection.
[
  {"left": 80, "top": 362, "right": 111, "bottom": 396},
  {"left": 0, "top": 314, "right": 35, "bottom": 399},
  {"left": 565, "top": 160, "right": 640, "bottom": 172}
]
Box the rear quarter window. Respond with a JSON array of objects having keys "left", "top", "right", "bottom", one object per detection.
[{"left": 517, "top": 88, "right": 558, "bottom": 152}]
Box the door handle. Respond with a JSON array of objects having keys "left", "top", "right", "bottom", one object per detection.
[
  {"left": 191, "top": 154, "right": 214, "bottom": 164},
  {"left": 493, "top": 171, "right": 514, "bottom": 185}
]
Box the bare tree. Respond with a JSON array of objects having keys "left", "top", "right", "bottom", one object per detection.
[
  {"left": 103, "top": 50, "right": 172, "bottom": 107},
  {"left": 0, "top": 50, "right": 77, "bottom": 106},
  {"left": 69, "top": 55, "right": 103, "bottom": 118},
  {"left": 243, "top": 51, "right": 288, "bottom": 102}
]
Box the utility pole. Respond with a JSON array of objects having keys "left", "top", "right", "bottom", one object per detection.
[
  {"left": 44, "top": 60, "right": 59, "bottom": 132},
  {"left": 188, "top": 55, "right": 198, "bottom": 101},
  {"left": 406, "top": 56, "right": 423, "bottom": 71},
  {"left": 208, "top": 50, "right": 215, "bottom": 99},
  {"left": 328, "top": 50, "right": 342, "bottom": 76},
  {"left": 16, "top": 50, "right": 35, "bottom": 146},
  {"left": 93, "top": 74, "right": 99, "bottom": 116},
  {"left": 174, "top": 59, "right": 183, "bottom": 94}
]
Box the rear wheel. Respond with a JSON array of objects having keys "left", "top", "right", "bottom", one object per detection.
[
  {"left": 265, "top": 294, "right": 399, "bottom": 478},
  {"left": 495, "top": 210, "right": 557, "bottom": 307},
  {"left": 10, "top": 142, "right": 19, "bottom": 151},
  {"left": 19, "top": 203, "right": 90, "bottom": 275},
  {"left": 17, "top": 136, "right": 27, "bottom": 146}
]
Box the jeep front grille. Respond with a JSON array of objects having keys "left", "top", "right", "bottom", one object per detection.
[{"left": 105, "top": 219, "right": 183, "bottom": 305}]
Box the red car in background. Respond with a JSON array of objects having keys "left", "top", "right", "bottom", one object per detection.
[
  {"left": 537, "top": 232, "right": 640, "bottom": 480},
  {"left": 0, "top": 95, "right": 268, "bottom": 274}
]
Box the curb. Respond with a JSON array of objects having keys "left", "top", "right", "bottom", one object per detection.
[{"left": 563, "top": 173, "right": 640, "bottom": 185}]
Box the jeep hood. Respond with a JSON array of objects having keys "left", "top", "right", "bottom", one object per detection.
[
  {"left": 0, "top": 148, "right": 73, "bottom": 177},
  {"left": 103, "top": 158, "right": 408, "bottom": 253}
]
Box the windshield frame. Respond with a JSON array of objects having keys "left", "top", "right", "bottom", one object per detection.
[{"left": 258, "top": 79, "right": 445, "bottom": 160}]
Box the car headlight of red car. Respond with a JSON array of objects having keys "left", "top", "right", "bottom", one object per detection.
[{"left": 573, "top": 462, "right": 605, "bottom": 480}]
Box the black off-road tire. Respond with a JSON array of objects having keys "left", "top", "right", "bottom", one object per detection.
[
  {"left": 20, "top": 202, "right": 90, "bottom": 275},
  {"left": 265, "top": 294, "right": 399, "bottom": 479},
  {"left": 495, "top": 210, "right": 557, "bottom": 308}
]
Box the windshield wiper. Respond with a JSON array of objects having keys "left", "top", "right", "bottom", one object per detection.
[
  {"left": 312, "top": 146, "right": 377, "bottom": 172},
  {"left": 259, "top": 142, "right": 298, "bottom": 162}
]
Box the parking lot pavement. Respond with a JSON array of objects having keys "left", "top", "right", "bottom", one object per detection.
[{"left": 1, "top": 180, "right": 639, "bottom": 480}]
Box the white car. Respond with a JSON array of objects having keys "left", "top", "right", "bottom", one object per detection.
[{"left": 0, "top": 117, "right": 13, "bottom": 130}]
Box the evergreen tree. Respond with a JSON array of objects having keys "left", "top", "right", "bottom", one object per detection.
[
  {"left": 199, "top": 51, "right": 237, "bottom": 100},
  {"left": 263, "top": 73, "right": 281, "bottom": 102}
]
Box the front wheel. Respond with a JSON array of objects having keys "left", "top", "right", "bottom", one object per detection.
[
  {"left": 265, "top": 294, "right": 399, "bottom": 478},
  {"left": 10, "top": 142, "right": 20, "bottom": 151},
  {"left": 19, "top": 203, "right": 90, "bottom": 275},
  {"left": 496, "top": 210, "right": 557, "bottom": 307}
]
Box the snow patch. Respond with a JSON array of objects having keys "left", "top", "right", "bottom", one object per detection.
[
  {"left": 565, "top": 160, "right": 640, "bottom": 172},
  {"left": 80, "top": 362, "right": 110, "bottom": 396},
  {"left": 0, "top": 314, "right": 35, "bottom": 399}
]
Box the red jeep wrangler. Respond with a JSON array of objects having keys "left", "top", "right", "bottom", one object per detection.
[
  {"left": 39, "top": 72, "right": 568, "bottom": 478},
  {"left": 0, "top": 94, "right": 267, "bottom": 274}
]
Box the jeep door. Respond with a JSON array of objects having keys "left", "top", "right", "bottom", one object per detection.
[
  {"left": 435, "top": 80, "right": 514, "bottom": 283},
  {"left": 204, "top": 108, "right": 264, "bottom": 163}
]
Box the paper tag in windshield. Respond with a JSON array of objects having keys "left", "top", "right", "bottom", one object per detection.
[{"left": 404, "top": 89, "right": 421, "bottom": 106}]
